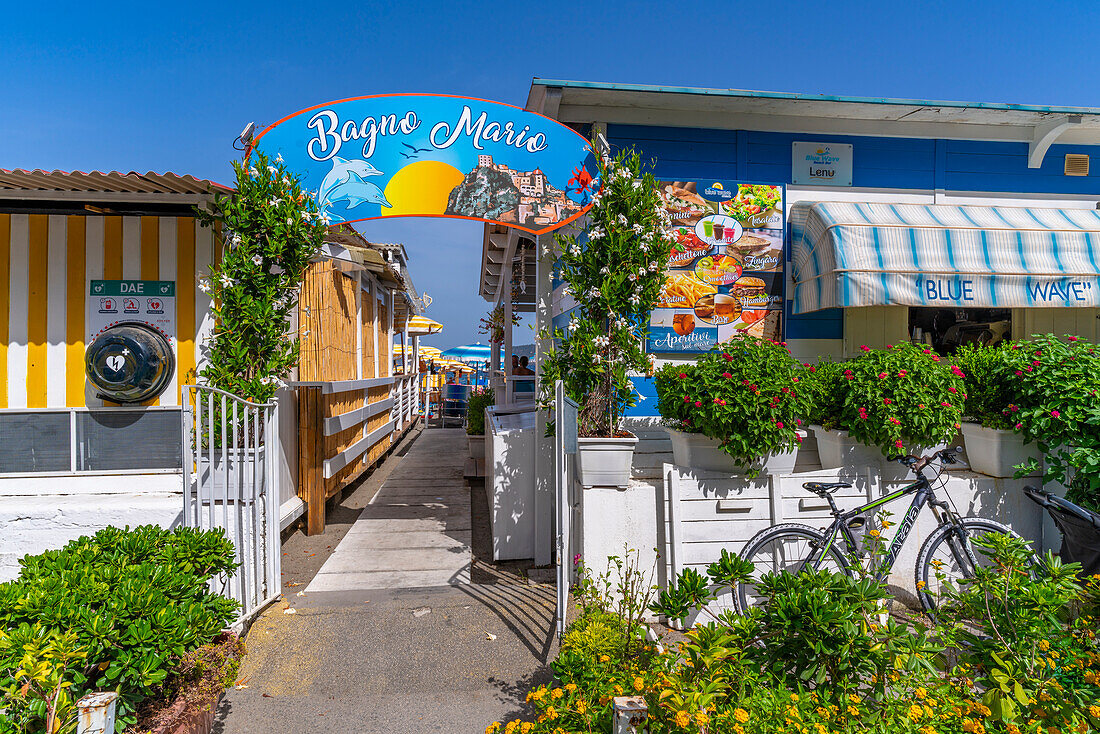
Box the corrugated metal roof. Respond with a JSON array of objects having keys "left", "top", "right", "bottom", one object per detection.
[{"left": 0, "top": 169, "right": 232, "bottom": 195}]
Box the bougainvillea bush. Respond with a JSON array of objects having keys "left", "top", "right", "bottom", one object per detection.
[
  {"left": 196, "top": 150, "right": 328, "bottom": 403},
  {"left": 655, "top": 335, "right": 810, "bottom": 467},
  {"left": 538, "top": 145, "right": 673, "bottom": 436},
  {"left": 1000, "top": 334, "right": 1100, "bottom": 510},
  {"left": 487, "top": 546, "right": 1100, "bottom": 734},
  {"left": 832, "top": 343, "right": 965, "bottom": 458}
]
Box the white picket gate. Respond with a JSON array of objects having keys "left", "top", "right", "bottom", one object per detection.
[{"left": 182, "top": 385, "right": 282, "bottom": 625}]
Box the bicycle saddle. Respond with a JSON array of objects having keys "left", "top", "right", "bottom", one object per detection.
[{"left": 803, "top": 481, "right": 852, "bottom": 495}]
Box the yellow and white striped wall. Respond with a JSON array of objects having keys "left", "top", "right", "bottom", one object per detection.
[{"left": 0, "top": 213, "right": 217, "bottom": 409}]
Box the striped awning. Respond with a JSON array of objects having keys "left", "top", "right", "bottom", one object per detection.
[{"left": 791, "top": 202, "right": 1100, "bottom": 313}]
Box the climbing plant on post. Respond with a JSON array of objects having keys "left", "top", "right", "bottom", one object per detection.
[
  {"left": 195, "top": 151, "right": 328, "bottom": 403},
  {"left": 539, "top": 144, "right": 674, "bottom": 437}
]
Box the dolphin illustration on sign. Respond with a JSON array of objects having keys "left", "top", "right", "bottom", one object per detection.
[{"left": 316, "top": 157, "right": 391, "bottom": 219}]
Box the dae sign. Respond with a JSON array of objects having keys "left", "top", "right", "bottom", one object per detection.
[{"left": 253, "top": 94, "right": 601, "bottom": 234}]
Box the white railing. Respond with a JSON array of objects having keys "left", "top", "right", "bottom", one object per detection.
[
  {"left": 181, "top": 385, "right": 281, "bottom": 626},
  {"left": 390, "top": 372, "right": 419, "bottom": 430}
]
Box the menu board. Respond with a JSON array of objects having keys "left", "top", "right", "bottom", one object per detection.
[{"left": 647, "top": 181, "right": 785, "bottom": 353}]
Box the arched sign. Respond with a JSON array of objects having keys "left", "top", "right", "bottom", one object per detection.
[{"left": 253, "top": 94, "right": 601, "bottom": 234}]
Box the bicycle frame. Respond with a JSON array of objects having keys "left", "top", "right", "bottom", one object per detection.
[{"left": 805, "top": 470, "right": 962, "bottom": 580}]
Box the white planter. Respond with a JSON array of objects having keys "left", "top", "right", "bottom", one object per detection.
[
  {"left": 467, "top": 434, "right": 485, "bottom": 460},
  {"left": 811, "top": 426, "right": 943, "bottom": 480},
  {"left": 665, "top": 428, "right": 796, "bottom": 476},
  {"left": 576, "top": 434, "right": 639, "bottom": 488},
  {"left": 960, "top": 422, "right": 1041, "bottom": 478},
  {"left": 198, "top": 446, "right": 266, "bottom": 500}
]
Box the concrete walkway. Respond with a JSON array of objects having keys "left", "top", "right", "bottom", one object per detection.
[
  {"left": 215, "top": 428, "right": 557, "bottom": 734},
  {"left": 306, "top": 428, "right": 472, "bottom": 591}
]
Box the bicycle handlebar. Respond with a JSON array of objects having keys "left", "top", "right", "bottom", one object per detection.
[{"left": 895, "top": 446, "right": 963, "bottom": 474}]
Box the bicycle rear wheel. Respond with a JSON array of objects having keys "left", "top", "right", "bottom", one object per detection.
[
  {"left": 735, "top": 523, "right": 850, "bottom": 613},
  {"left": 915, "top": 518, "right": 1019, "bottom": 613}
]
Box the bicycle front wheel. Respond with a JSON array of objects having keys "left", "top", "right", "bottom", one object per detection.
[
  {"left": 736, "top": 523, "right": 850, "bottom": 613},
  {"left": 915, "top": 517, "right": 1019, "bottom": 613}
]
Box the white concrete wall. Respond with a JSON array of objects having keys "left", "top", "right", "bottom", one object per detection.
[
  {"left": 0, "top": 473, "right": 183, "bottom": 581},
  {"left": 578, "top": 428, "right": 1052, "bottom": 611}
]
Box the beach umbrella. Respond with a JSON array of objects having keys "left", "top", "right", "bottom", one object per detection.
[
  {"left": 440, "top": 342, "right": 501, "bottom": 364},
  {"left": 407, "top": 316, "right": 444, "bottom": 335}
]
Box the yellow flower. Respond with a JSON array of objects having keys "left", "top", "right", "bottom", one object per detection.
[
  {"left": 544, "top": 706, "right": 557, "bottom": 721},
  {"left": 520, "top": 723, "right": 533, "bottom": 734},
  {"left": 551, "top": 688, "right": 563, "bottom": 700},
  {"left": 791, "top": 693, "right": 800, "bottom": 702},
  {"left": 916, "top": 581, "right": 927, "bottom": 590},
  {"left": 1089, "top": 705, "right": 1100, "bottom": 718},
  {"left": 1006, "top": 725, "right": 1021, "bottom": 734},
  {"left": 599, "top": 655, "right": 610, "bottom": 663},
  {"left": 613, "top": 685, "right": 623, "bottom": 695},
  {"left": 813, "top": 724, "right": 827, "bottom": 734},
  {"left": 695, "top": 711, "right": 710, "bottom": 726},
  {"left": 847, "top": 706, "right": 859, "bottom": 716},
  {"left": 1039, "top": 639, "right": 1051, "bottom": 651},
  {"left": 733, "top": 725, "right": 745, "bottom": 734},
  {"left": 565, "top": 683, "right": 576, "bottom": 692},
  {"left": 868, "top": 529, "right": 881, "bottom": 538},
  {"left": 673, "top": 710, "right": 691, "bottom": 728},
  {"left": 920, "top": 727, "right": 938, "bottom": 734},
  {"left": 734, "top": 708, "right": 750, "bottom": 723},
  {"left": 908, "top": 704, "right": 925, "bottom": 721},
  {"left": 575, "top": 699, "right": 587, "bottom": 714},
  {"left": 816, "top": 706, "right": 830, "bottom": 719},
  {"left": 924, "top": 705, "right": 934, "bottom": 718},
  {"left": 530, "top": 688, "right": 546, "bottom": 702},
  {"left": 485, "top": 723, "right": 501, "bottom": 734},
  {"left": 633, "top": 676, "right": 645, "bottom": 692},
  {"left": 915, "top": 687, "right": 927, "bottom": 700},
  {"left": 505, "top": 721, "right": 519, "bottom": 734}
]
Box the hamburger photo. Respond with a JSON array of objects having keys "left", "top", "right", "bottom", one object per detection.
[{"left": 730, "top": 276, "right": 768, "bottom": 309}]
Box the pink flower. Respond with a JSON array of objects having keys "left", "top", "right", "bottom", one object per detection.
[
  {"left": 897, "top": 370, "right": 908, "bottom": 377},
  {"left": 919, "top": 403, "right": 926, "bottom": 409},
  {"left": 1015, "top": 370, "right": 1023, "bottom": 377},
  {"left": 678, "top": 373, "right": 687, "bottom": 379},
  {"left": 808, "top": 365, "right": 817, "bottom": 373},
  {"left": 792, "top": 377, "right": 799, "bottom": 382},
  {"left": 776, "top": 421, "right": 784, "bottom": 429},
  {"left": 796, "top": 419, "right": 802, "bottom": 425},
  {"left": 941, "top": 402, "right": 953, "bottom": 408},
  {"left": 1050, "top": 410, "right": 1060, "bottom": 418},
  {"left": 889, "top": 417, "right": 901, "bottom": 425},
  {"left": 1009, "top": 404, "right": 1018, "bottom": 412},
  {"left": 948, "top": 386, "right": 957, "bottom": 393},
  {"left": 795, "top": 434, "right": 803, "bottom": 443},
  {"left": 1015, "top": 422, "right": 1023, "bottom": 430},
  {"left": 683, "top": 395, "right": 690, "bottom": 402},
  {"left": 1068, "top": 336, "right": 1079, "bottom": 342},
  {"left": 922, "top": 349, "right": 932, "bottom": 354},
  {"left": 877, "top": 372, "right": 888, "bottom": 380},
  {"left": 722, "top": 372, "right": 732, "bottom": 379},
  {"left": 1032, "top": 360, "right": 1040, "bottom": 367},
  {"left": 883, "top": 398, "right": 893, "bottom": 405},
  {"left": 860, "top": 345, "right": 871, "bottom": 352},
  {"left": 694, "top": 401, "right": 702, "bottom": 408},
  {"left": 858, "top": 407, "right": 869, "bottom": 420},
  {"left": 894, "top": 439, "right": 904, "bottom": 449},
  {"left": 723, "top": 353, "right": 733, "bottom": 362}
]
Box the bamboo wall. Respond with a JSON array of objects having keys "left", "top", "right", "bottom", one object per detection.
[{"left": 296, "top": 260, "right": 400, "bottom": 534}]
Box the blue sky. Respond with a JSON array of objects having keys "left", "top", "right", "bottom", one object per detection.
[{"left": 4, "top": 0, "right": 1100, "bottom": 349}]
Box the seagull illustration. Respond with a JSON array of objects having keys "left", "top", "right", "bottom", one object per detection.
[
  {"left": 402, "top": 142, "right": 432, "bottom": 154},
  {"left": 399, "top": 151, "right": 414, "bottom": 159}
]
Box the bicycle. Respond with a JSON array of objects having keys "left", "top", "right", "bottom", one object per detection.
[{"left": 735, "top": 446, "right": 1020, "bottom": 614}]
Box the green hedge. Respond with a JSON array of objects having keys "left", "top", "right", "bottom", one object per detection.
[{"left": 0, "top": 525, "right": 239, "bottom": 733}]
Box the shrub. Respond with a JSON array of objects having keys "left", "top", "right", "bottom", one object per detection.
[
  {"left": 195, "top": 151, "right": 327, "bottom": 403},
  {"left": 798, "top": 357, "right": 847, "bottom": 428},
  {"left": 836, "top": 343, "right": 964, "bottom": 457},
  {"left": 654, "top": 334, "right": 811, "bottom": 467},
  {"left": 466, "top": 387, "right": 495, "bottom": 436},
  {"left": 0, "top": 526, "right": 239, "bottom": 732},
  {"left": 1001, "top": 334, "right": 1100, "bottom": 511},
  {"left": 952, "top": 342, "right": 1017, "bottom": 430},
  {"left": 538, "top": 145, "right": 673, "bottom": 436}
]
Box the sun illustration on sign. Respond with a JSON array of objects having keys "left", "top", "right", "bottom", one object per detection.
[
  {"left": 383, "top": 160, "right": 466, "bottom": 216},
  {"left": 711, "top": 182, "right": 724, "bottom": 189}
]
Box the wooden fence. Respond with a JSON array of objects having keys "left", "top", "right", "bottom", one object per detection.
[{"left": 294, "top": 258, "right": 419, "bottom": 534}]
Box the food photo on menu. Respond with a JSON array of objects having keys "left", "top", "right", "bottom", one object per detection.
[{"left": 647, "top": 180, "right": 786, "bottom": 353}]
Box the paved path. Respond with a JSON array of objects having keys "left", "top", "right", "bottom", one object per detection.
[
  {"left": 307, "top": 428, "right": 472, "bottom": 591},
  {"left": 215, "top": 429, "right": 556, "bottom": 734}
]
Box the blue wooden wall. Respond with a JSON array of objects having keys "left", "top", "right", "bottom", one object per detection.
[{"left": 603, "top": 123, "right": 1100, "bottom": 416}]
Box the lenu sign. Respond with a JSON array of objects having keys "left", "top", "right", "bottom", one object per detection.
[{"left": 791, "top": 142, "right": 853, "bottom": 186}]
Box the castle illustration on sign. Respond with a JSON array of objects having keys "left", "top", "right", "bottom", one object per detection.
[{"left": 445, "top": 154, "right": 586, "bottom": 228}]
